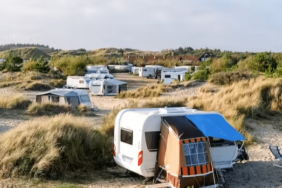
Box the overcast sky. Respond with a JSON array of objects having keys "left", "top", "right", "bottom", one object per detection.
[{"left": 0, "top": 0, "right": 281, "bottom": 52}]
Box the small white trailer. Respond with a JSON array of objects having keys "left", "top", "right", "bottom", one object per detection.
[
  {"left": 131, "top": 67, "right": 140, "bottom": 75},
  {"left": 114, "top": 107, "right": 247, "bottom": 178},
  {"left": 86, "top": 65, "right": 109, "bottom": 74},
  {"left": 65, "top": 76, "right": 90, "bottom": 89},
  {"left": 85, "top": 73, "right": 114, "bottom": 80},
  {"left": 89, "top": 79, "right": 127, "bottom": 96},
  {"left": 139, "top": 66, "right": 165, "bottom": 78},
  {"left": 174, "top": 66, "right": 191, "bottom": 72},
  {"left": 161, "top": 68, "right": 188, "bottom": 85}
]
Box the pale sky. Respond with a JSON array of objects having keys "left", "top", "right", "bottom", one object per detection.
[{"left": 0, "top": 0, "right": 281, "bottom": 52}]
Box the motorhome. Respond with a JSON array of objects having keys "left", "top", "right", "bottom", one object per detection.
[
  {"left": 161, "top": 68, "right": 188, "bottom": 85},
  {"left": 65, "top": 76, "right": 90, "bottom": 89},
  {"left": 89, "top": 79, "right": 127, "bottom": 96},
  {"left": 113, "top": 107, "right": 247, "bottom": 178},
  {"left": 86, "top": 65, "right": 109, "bottom": 74},
  {"left": 36, "top": 88, "right": 92, "bottom": 108}
]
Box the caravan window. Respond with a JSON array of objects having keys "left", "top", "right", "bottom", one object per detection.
[
  {"left": 143, "top": 69, "right": 147, "bottom": 71},
  {"left": 80, "top": 95, "right": 90, "bottom": 102},
  {"left": 51, "top": 96, "right": 59, "bottom": 103},
  {"left": 145, "top": 131, "right": 160, "bottom": 152},
  {"left": 165, "top": 75, "right": 171, "bottom": 78},
  {"left": 183, "top": 142, "right": 208, "bottom": 166},
  {"left": 79, "top": 80, "right": 84, "bottom": 84},
  {"left": 121, "top": 128, "right": 133, "bottom": 145}
]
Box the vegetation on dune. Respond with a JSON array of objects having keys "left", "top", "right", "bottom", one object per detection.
[
  {"left": 27, "top": 103, "right": 73, "bottom": 115},
  {"left": 22, "top": 56, "right": 50, "bottom": 73},
  {"left": 117, "top": 84, "right": 166, "bottom": 98},
  {"left": 189, "top": 77, "right": 282, "bottom": 144},
  {"left": 0, "top": 48, "right": 50, "bottom": 60},
  {"left": 0, "top": 114, "right": 112, "bottom": 178},
  {"left": 0, "top": 94, "right": 31, "bottom": 109},
  {"left": 208, "top": 71, "right": 253, "bottom": 85},
  {"left": 17, "top": 81, "right": 53, "bottom": 91}
]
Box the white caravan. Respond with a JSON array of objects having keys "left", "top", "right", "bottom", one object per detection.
[
  {"left": 174, "top": 66, "right": 191, "bottom": 72},
  {"left": 131, "top": 67, "right": 140, "bottom": 75},
  {"left": 66, "top": 76, "right": 90, "bottom": 89},
  {"left": 113, "top": 107, "right": 247, "bottom": 178},
  {"left": 85, "top": 73, "right": 114, "bottom": 80},
  {"left": 89, "top": 79, "right": 127, "bottom": 96},
  {"left": 161, "top": 68, "right": 188, "bottom": 85},
  {"left": 139, "top": 66, "right": 165, "bottom": 78},
  {"left": 86, "top": 65, "right": 109, "bottom": 74}
]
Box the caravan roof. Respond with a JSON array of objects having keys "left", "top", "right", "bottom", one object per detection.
[
  {"left": 85, "top": 73, "right": 114, "bottom": 80},
  {"left": 37, "top": 88, "right": 89, "bottom": 97}
]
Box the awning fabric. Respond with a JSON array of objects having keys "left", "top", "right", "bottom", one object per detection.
[{"left": 186, "top": 114, "right": 246, "bottom": 141}]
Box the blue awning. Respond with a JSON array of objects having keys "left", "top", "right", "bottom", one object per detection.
[{"left": 186, "top": 114, "right": 246, "bottom": 141}]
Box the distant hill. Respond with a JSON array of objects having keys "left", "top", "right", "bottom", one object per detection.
[
  {"left": 0, "top": 48, "right": 50, "bottom": 59},
  {"left": 0, "top": 44, "right": 60, "bottom": 54}
]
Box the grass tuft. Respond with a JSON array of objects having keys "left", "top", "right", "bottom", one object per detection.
[
  {"left": 27, "top": 103, "right": 73, "bottom": 115},
  {"left": 0, "top": 94, "right": 31, "bottom": 109},
  {"left": 117, "top": 84, "right": 166, "bottom": 98},
  {"left": 0, "top": 114, "right": 113, "bottom": 179}
]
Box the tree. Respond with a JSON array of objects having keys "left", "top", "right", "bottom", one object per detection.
[
  {"left": 5, "top": 56, "right": 23, "bottom": 71},
  {"left": 36, "top": 56, "right": 50, "bottom": 73}
]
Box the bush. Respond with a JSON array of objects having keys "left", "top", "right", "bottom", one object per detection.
[
  {"left": 27, "top": 103, "right": 72, "bottom": 115},
  {"left": 209, "top": 71, "right": 254, "bottom": 85},
  {"left": 49, "top": 79, "right": 66, "bottom": 88},
  {"left": 18, "top": 81, "right": 53, "bottom": 91},
  {"left": 192, "top": 69, "right": 210, "bottom": 80},
  {"left": 185, "top": 72, "right": 192, "bottom": 81},
  {"left": 210, "top": 54, "right": 234, "bottom": 74},
  {"left": 0, "top": 94, "right": 31, "bottom": 109},
  {"left": 22, "top": 59, "right": 38, "bottom": 72},
  {"left": 78, "top": 104, "right": 88, "bottom": 113},
  {"left": 0, "top": 114, "right": 112, "bottom": 178}
]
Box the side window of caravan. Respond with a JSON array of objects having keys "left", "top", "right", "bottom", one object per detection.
[
  {"left": 121, "top": 129, "right": 133, "bottom": 145},
  {"left": 165, "top": 75, "right": 171, "bottom": 78},
  {"left": 143, "top": 69, "right": 147, "bottom": 72},
  {"left": 79, "top": 80, "right": 84, "bottom": 84},
  {"left": 145, "top": 131, "right": 160, "bottom": 152}
]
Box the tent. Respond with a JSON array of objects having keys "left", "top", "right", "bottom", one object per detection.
[
  {"left": 36, "top": 89, "right": 92, "bottom": 108},
  {"left": 155, "top": 116, "right": 218, "bottom": 188}
]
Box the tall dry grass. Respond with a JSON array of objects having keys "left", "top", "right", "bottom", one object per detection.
[
  {"left": 0, "top": 114, "right": 112, "bottom": 178},
  {"left": 117, "top": 84, "right": 166, "bottom": 98},
  {"left": 27, "top": 103, "right": 73, "bottom": 115},
  {"left": 209, "top": 71, "right": 254, "bottom": 85},
  {"left": 0, "top": 94, "right": 31, "bottom": 109},
  {"left": 188, "top": 77, "right": 282, "bottom": 144}
]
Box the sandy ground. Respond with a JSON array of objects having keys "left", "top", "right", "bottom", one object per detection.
[{"left": 1, "top": 73, "right": 282, "bottom": 187}]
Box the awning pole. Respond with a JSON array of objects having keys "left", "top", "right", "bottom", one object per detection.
[{"left": 207, "top": 137, "right": 217, "bottom": 186}]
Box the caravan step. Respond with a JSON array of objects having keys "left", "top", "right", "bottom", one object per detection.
[{"left": 145, "top": 183, "right": 173, "bottom": 188}]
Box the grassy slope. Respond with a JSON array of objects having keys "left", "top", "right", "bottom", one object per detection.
[{"left": 0, "top": 48, "right": 50, "bottom": 59}]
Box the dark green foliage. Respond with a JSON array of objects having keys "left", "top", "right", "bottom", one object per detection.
[
  {"left": 5, "top": 56, "right": 23, "bottom": 71},
  {"left": 209, "top": 71, "right": 254, "bottom": 85},
  {"left": 35, "top": 56, "right": 50, "bottom": 73},
  {"left": 254, "top": 52, "right": 276, "bottom": 71},
  {"left": 192, "top": 69, "right": 210, "bottom": 80}
]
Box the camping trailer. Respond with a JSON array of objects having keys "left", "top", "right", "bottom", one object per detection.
[
  {"left": 113, "top": 107, "right": 247, "bottom": 179},
  {"left": 66, "top": 76, "right": 90, "bottom": 89},
  {"left": 139, "top": 66, "right": 165, "bottom": 78},
  {"left": 86, "top": 65, "right": 109, "bottom": 74},
  {"left": 36, "top": 89, "right": 92, "bottom": 108},
  {"left": 161, "top": 68, "right": 188, "bottom": 85},
  {"left": 85, "top": 73, "right": 114, "bottom": 80},
  {"left": 131, "top": 67, "right": 140, "bottom": 75},
  {"left": 89, "top": 79, "right": 127, "bottom": 96}
]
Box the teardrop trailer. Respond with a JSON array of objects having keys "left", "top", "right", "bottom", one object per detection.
[{"left": 113, "top": 107, "right": 248, "bottom": 187}]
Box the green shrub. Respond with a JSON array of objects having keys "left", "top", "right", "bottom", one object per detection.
[
  {"left": 192, "top": 69, "right": 210, "bottom": 80},
  {"left": 209, "top": 71, "right": 253, "bottom": 85},
  {"left": 210, "top": 54, "right": 234, "bottom": 74},
  {"left": 185, "top": 72, "right": 192, "bottom": 81}
]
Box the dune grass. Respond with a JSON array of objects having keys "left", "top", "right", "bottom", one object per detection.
[
  {"left": 117, "top": 84, "right": 166, "bottom": 98},
  {"left": 27, "top": 103, "right": 73, "bottom": 115},
  {"left": 188, "top": 77, "right": 282, "bottom": 144},
  {"left": 0, "top": 94, "right": 31, "bottom": 109},
  {"left": 0, "top": 114, "right": 112, "bottom": 179},
  {"left": 17, "top": 81, "right": 53, "bottom": 91}
]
